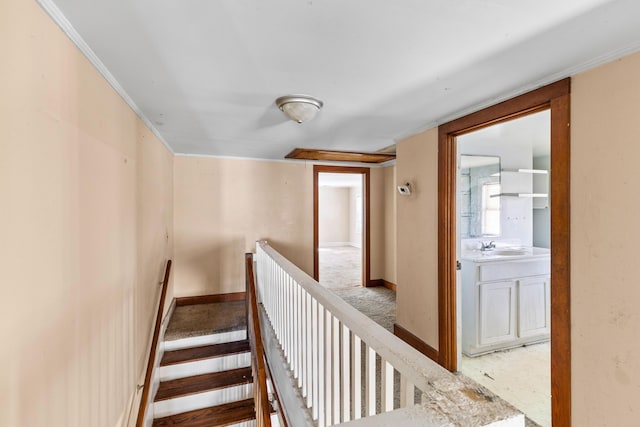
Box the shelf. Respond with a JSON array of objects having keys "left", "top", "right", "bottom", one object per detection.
[
  {"left": 500, "top": 168, "right": 548, "bottom": 174},
  {"left": 491, "top": 193, "right": 548, "bottom": 198}
]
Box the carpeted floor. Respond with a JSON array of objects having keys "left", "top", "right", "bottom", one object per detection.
[
  {"left": 319, "top": 246, "right": 362, "bottom": 288},
  {"left": 164, "top": 300, "right": 246, "bottom": 341},
  {"left": 331, "top": 286, "right": 396, "bottom": 331}
]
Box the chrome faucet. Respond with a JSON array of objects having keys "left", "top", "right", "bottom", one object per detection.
[{"left": 480, "top": 241, "right": 496, "bottom": 251}]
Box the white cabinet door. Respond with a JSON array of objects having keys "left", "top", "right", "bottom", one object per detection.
[
  {"left": 479, "top": 280, "right": 517, "bottom": 346},
  {"left": 518, "top": 276, "right": 550, "bottom": 337}
]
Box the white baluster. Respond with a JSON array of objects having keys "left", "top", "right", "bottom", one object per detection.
[
  {"left": 287, "top": 276, "right": 293, "bottom": 364},
  {"left": 325, "top": 312, "right": 333, "bottom": 426},
  {"left": 306, "top": 292, "right": 313, "bottom": 407},
  {"left": 332, "top": 317, "right": 340, "bottom": 423},
  {"left": 297, "top": 282, "right": 302, "bottom": 379},
  {"left": 274, "top": 268, "right": 279, "bottom": 339},
  {"left": 302, "top": 291, "right": 311, "bottom": 408},
  {"left": 342, "top": 324, "right": 351, "bottom": 422},
  {"left": 318, "top": 305, "right": 326, "bottom": 427},
  {"left": 381, "top": 359, "right": 394, "bottom": 412},
  {"left": 311, "top": 298, "right": 318, "bottom": 419},
  {"left": 400, "top": 375, "right": 415, "bottom": 407},
  {"left": 366, "top": 346, "right": 376, "bottom": 416},
  {"left": 352, "top": 334, "right": 362, "bottom": 419},
  {"left": 301, "top": 288, "right": 307, "bottom": 396}
]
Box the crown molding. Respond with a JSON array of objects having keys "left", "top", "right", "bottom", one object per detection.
[
  {"left": 36, "top": 0, "right": 174, "bottom": 155},
  {"left": 175, "top": 152, "right": 395, "bottom": 168},
  {"left": 396, "top": 41, "right": 640, "bottom": 142}
]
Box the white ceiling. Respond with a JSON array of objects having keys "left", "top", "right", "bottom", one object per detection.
[{"left": 45, "top": 0, "right": 640, "bottom": 159}]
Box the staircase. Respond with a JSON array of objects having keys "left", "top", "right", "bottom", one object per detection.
[{"left": 151, "top": 325, "right": 263, "bottom": 426}]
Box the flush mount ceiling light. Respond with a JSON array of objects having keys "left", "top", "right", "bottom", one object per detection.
[{"left": 275, "top": 95, "right": 323, "bottom": 124}]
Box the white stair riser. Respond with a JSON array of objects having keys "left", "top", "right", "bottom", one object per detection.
[
  {"left": 271, "top": 411, "right": 281, "bottom": 426},
  {"left": 160, "top": 352, "right": 251, "bottom": 381},
  {"left": 153, "top": 383, "right": 253, "bottom": 418},
  {"left": 164, "top": 330, "right": 247, "bottom": 351},
  {"left": 228, "top": 421, "right": 255, "bottom": 427},
  {"left": 226, "top": 414, "right": 279, "bottom": 427}
]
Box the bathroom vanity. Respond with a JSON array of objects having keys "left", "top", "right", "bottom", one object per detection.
[{"left": 461, "top": 247, "right": 550, "bottom": 356}]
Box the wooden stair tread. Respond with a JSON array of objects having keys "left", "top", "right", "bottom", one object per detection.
[
  {"left": 154, "top": 367, "right": 252, "bottom": 402},
  {"left": 152, "top": 398, "right": 255, "bottom": 427},
  {"left": 161, "top": 340, "right": 250, "bottom": 366}
]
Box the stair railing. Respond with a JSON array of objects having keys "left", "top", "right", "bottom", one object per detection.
[
  {"left": 246, "top": 253, "right": 275, "bottom": 427},
  {"left": 255, "top": 241, "right": 455, "bottom": 426},
  {"left": 136, "top": 260, "right": 172, "bottom": 427}
]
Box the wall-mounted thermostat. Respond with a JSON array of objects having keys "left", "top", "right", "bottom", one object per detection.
[{"left": 397, "top": 183, "right": 412, "bottom": 195}]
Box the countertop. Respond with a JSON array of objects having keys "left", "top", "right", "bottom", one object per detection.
[{"left": 461, "top": 246, "right": 550, "bottom": 263}]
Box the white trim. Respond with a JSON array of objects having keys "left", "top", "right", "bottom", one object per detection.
[
  {"left": 395, "top": 41, "right": 640, "bottom": 142},
  {"left": 35, "top": 0, "right": 174, "bottom": 155}
]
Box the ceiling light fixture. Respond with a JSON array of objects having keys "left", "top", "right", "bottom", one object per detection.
[{"left": 275, "top": 95, "right": 323, "bottom": 124}]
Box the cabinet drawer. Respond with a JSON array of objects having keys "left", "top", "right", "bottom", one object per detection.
[{"left": 479, "top": 259, "right": 550, "bottom": 282}]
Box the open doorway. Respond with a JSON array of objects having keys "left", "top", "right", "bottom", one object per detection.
[
  {"left": 456, "top": 110, "right": 551, "bottom": 426},
  {"left": 438, "top": 79, "right": 570, "bottom": 426},
  {"left": 313, "top": 165, "right": 370, "bottom": 288}
]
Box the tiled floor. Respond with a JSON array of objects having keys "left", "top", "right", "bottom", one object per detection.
[{"left": 460, "top": 342, "right": 550, "bottom": 427}]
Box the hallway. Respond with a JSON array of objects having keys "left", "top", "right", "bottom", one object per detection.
[{"left": 318, "top": 246, "right": 362, "bottom": 289}]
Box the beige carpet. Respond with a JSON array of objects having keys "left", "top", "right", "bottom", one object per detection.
[
  {"left": 164, "top": 301, "right": 246, "bottom": 341},
  {"left": 332, "top": 287, "right": 396, "bottom": 331},
  {"left": 319, "top": 246, "right": 362, "bottom": 288}
]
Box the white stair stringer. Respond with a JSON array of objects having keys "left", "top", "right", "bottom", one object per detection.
[{"left": 153, "top": 382, "right": 253, "bottom": 418}]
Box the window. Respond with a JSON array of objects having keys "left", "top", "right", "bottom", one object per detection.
[{"left": 481, "top": 183, "right": 501, "bottom": 236}]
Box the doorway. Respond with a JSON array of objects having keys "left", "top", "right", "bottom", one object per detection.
[
  {"left": 438, "top": 79, "right": 571, "bottom": 426},
  {"left": 456, "top": 110, "right": 552, "bottom": 426},
  {"left": 313, "top": 165, "right": 370, "bottom": 287}
]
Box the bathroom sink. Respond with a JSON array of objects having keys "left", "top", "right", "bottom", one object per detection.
[{"left": 492, "top": 249, "right": 528, "bottom": 256}]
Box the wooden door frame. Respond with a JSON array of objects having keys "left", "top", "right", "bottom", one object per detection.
[
  {"left": 438, "top": 79, "right": 571, "bottom": 426},
  {"left": 313, "top": 165, "right": 371, "bottom": 286}
]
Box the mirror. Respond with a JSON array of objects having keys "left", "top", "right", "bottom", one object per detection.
[{"left": 459, "top": 155, "right": 501, "bottom": 238}]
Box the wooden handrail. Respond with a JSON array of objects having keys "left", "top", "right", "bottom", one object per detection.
[
  {"left": 136, "top": 260, "right": 172, "bottom": 427},
  {"left": 245, "top": 253, "right": 273, "bottom": 427}
]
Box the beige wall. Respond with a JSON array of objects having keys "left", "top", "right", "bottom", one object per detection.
[
  {"left": 369, "top": 167, "right": 385, "bottom": 281},
  {"left": 571, "top": 52, "right": 640, "bottom": 425},
  {"left": 135, "top": 124, "right": 174, "bottom": 377},
  {"left": 173, "top": 160, "right": 394, "bottom": 295},
  {"left": 383, "top": 165, "right": 397, "bottom": 284},
  {"left": 172, "top": 157, "right": 315, "bottom": 296},
  {"left": 318, "top": 187, "right": 350, "bottom": 244},
  {"left": 348, "top": 186, "right": 363, "bottom": 247},
  {"left": 1, "top": 1, "right": 174, "bottom": 426},
  {"left": 394, "top": 52, "right": 640, "bottom": 425},
  {"left": 395, "top": 133, "right": 439, "bottom": 347}
]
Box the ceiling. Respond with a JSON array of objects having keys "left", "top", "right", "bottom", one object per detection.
[{"left": 44, "top": 0, "right": 640, "bottom": 160}]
